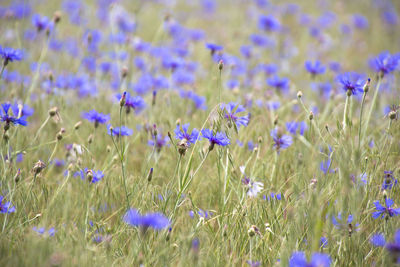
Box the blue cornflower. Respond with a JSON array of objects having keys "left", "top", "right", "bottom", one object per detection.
[
  {"left": 332, "top": 213, "right": 360, "bottom": 232},
  {"left": 148, "top": 134, "right": 169, "bottom": 152},
  {"left": 0, "top": 46, "right": 23, "bottom": 66},
  {"left": 382, "top": 171, "right": 397, "bottom": 190},
  {"left": 370, "top": 233, "right": 386, "bottom": 247},
  {"left": 286, "top": 121, "right": 307, "bottom": 135},
  {"left": 246, "top": 260, "right": 261, "bottom": 267},
  {"left": 0, "top": 195, "right": 16, "bottom": 214},
  {"left": 305, "top": 60, "right": 326, "bottom": 76},
  {"left": 320, "top": 237, "right": 328, "bottom": 248},
  {"left": 386, "top": 229, "right": 400, "bottom": 256},
  {"left": 117, "top": 92, "right": 146, "bottom": 114},
  {"left": 0, "top": 103, "right": 28, "bottom": 130},
  {"left": 74, "top": 168, "right": 104, "bottom": 184},
  {"left": 258, "top": 15, "right": 280, "bottom": 32},
  {"left": 107, "top": 125, "right": 133, "bottom": 137},
  {"left": 372, "top": 198, "right": 400, "bottom": 219},
  {"left": 221, "top": 102, "right": 250, "bottom": 129},
  {"left": 289, "top": 251, "right": 331, "bottom": 267},
  {"left": 353, "top": 14, "right": 369, "bottom": 30},
  {"left": 174, "top": 123, "right": 199, "bottom": 146},
  {"left": 267, "top": 75, "right": 290, "bottom": 92},
  {"left": 31, "top": 14, "right": 53, "bottom": 32},
  {"left": 11, "top": 103, "right": 34, "bottom": 118},
  {"left": 205, "top": 43, "right": 223, "bottom": 54},
  {"left": 270, "top": 128, "right": 292, "bottom": 151},
  {"left": 369, "top": 51, "right": 399, "bottom": 77},
  {"left": 123, "top": 208, "right": 170, "bottom": 230},
  {"left": 337, "top": 72, "right": 365, "bottom": 95},
  {"left": 82, "top": 110, "right": 110, "bottom": 127},
  {"left": 33, "top": 227, "right": 56, "bottom": 237},
  {"left": 201, "top": 129, "right": 230, "bottom": 151}
]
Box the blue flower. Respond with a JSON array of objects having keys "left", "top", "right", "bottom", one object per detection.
[
  {"left": 370, "top": 233, "right": 386, "bottom": 247},
  {"left": 74, "top": 168, "right": 104, "bottom": 184},
  {"left": 82, "top": 110, "right": 110, "bottom": 127},
  {"left": 0, "top": 103, "right": 28, "bottom": 128},
  {"left": 31, "top": 14, "right": 53, "bottom": 32},
  {"left": 205, "top": 43, "right": 223, "bottom": 54},
  {"left": 305, "top": 60, "right": 326, "bottom": 76},
  {"left": 117, "top": 93, "right": 146, "bottom": 114},
  {"left": 369, "top": 51, "right": 399, "bottom": 77},
  {"left": 320, "top": 237, "right": 328, "bottom": 248},
  {"left": 386, "top": 229, "right": 400, "bottom": 256},
  {"left": 33, "top": 227, "right": 56, "bottom": 237},
  {"left": 221, "top": 102, "right": 250, "bottom": 129},
  {"left": 382, "top": 171, "right": 397, "bottom": 190},
  {"left": 270, "top": 128, "right": 292, "bottom": 151},
  {"left": 0, "top": 195, "right": 16, "bottom": 214},
  {"left": 337, "top": 72, "right": 365, "bottom": 95},
  {"left": 0, "top": 46, "right": 23, "bottom": 65},
  {"left": 258, "top": 15, "right": 280, "bottom": 32},
  {"left": 267, "top": 75, "right": 290, "bottom": 92},
  {"left": 372, "top": 198, "right": 400, "bottom": 219},
  {"left": 107, "top": 125, "right": 133, "bottom": 137},
  {"left": 148, "top": 134, "right": 169, "bottom": 152},
  {"left": 174, "top": 123, "right": 199, "bottom": 146},
  {"left": 289, "top": 251, "right": 331, "bottom": 267},
  {"left": 123, "top": 208, "right": 170, "bottom": 230},
  {"left": 286, "top": 121, "right": 307, "bottom": 135},
  {"left": 201, "top": 128, "right": 230, "bottom": 150},
  {"left": 353, "top": 14, "right": 369, "bottom": 30}
]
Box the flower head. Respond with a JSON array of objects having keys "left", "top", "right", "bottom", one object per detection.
[
  {"left": 107, "top": 125, "right": 133, "bottom": 137},
  {"left": 270, "top": 128, "right": 292, "bottom": 151},
  {"left": 117, "top": 92, "right": 146, "bottom": 114},
  {"left": 240, "top": 166, "right": 263, "bottom": 198},
  {"left": 372, "top": 198, "right": 400, "bottom": 219},
  {"left": 201, "top": 128, "right": 230, "bottom": 150},
  {"left": 123, "top": 208, "right": 170, "bottom": 230},
  {"left": 205, "top": 43, "right": 223, "bottom": 54},
  {"left": 0, "top": 195, "right": 16, "bottom": 214},
  {"left": 0, "top": 103, "right": 28, "bottom": 130},
  {"left": 174, "top": 123, "right": 199, "bottom": 146},
  {"left": 74, "top": 168, "right": 104, "bottom": 184},
  {"left": 0, "top": 46, "right": 23, "bottom": 65},
  {"left": 370, "top": 233, "right": 386, "bottom": 247},
  {"left": 221, "top": 102, "right": 250, "bottom": 129},
  {"left": 258, "top": 15, "right": 280, "bottom": 32},
  {"left": 266, "top": 75, "right": 290, "bottom": 92},
  {"left": 369, "top": 51, "right": 398, "bottom": 77},
  {"left": 337, "top": 72, "right": 365, "bottom": 95},
  {"left": 148, "top": 134, "right": 169, "bottom": 152},
  {"left": 382, "top": 171, "right": 397, "bottom": 190},
  {"left": 289, "top": 251, "right": 331, "bottom": 267},
  {"left": 82, "top": 110, "right": 110, "bottom": 127},
  {"left": 305, "top": 60, "right": 326, "bottom": 76}
]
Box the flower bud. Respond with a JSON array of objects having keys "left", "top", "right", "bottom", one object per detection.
[
  {"left": 309, "top": 111, "right": 314, "bottom": 121},
  {"left": 218, "top": 60, "right": 224, "bottom": 71},
  {"left": 14, "top": 169, "right": 21, "bottom": 183},
  {"left": 389, "top": 110, "right": 397, "bottom": 120},
  {"left": 49, "top": 107, "right": 58, "bottom": 117},
  {"left": 147, "top": 168, "right": 153, "bottom": 182},
  {"left": 53, "top": 11, "right": 62, "bottom": 24},
  {"left": 363, "top": 78, "right": 371, "bottom": 93},
  {"left": 74, "top": 121, "right": 82, "bottom": 130},
  {"left": 297, "top": 91, "right": 303, "bottom": 98},
  {"left": 119, "top": 92, "right": 126, "bottom": 107},
  {"left": 32, "top": 160, "right": 46, "bottom": 175}
]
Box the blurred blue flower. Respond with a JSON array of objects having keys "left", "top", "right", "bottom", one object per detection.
[
  {"left": 205, "top": 43, "right": 223, "bottom": 54},
  {"left": 386, "top": 229, "right": 400, "bottom": 256},
  {"left": 74, "top": 168, "right": 104, "bottom": 184},
  {"left": 382, "top": 171, "right": 397, "bottom": 190},
  {"left": 0, "top": 46, "right": 23, "bottom": 65},
  {"left": 148, "top": 134, "right": 169, "bottom": 152},
  {"left": 289, "top": 251, "right": 331, "bottom": 267},
  {"left": 246, "top": 260, "right": 261, "bottom": 267},
  {"left": 267, "top": 75, "right": 290, "bottom": 92},
  {"left": 33, "top": 227, "right": 56, "bottom": 237},
  {"left": 31, "top": 14, "right": 53, "bottom": 32},
  {"left": 258, "top": 15, "right": 280, "bottom": 32},
  {"left": 117, "top": 93, "right": 146, "bottom": 114},
  {"left": 0, "top": 195, "right": 16, "bottom": 213},
  {"left": 286, "top": 121, "right": 307, "bottom": 135},
  {"left": 372, "top": 198, "right": 400, "bottom": 219},
  {"left": 370, "top": 233, "right": 386, "bottom": 247},
  {"left": 305, "top": 60, "right": 326, "bottom": 76},
  {"left": 352, "top": 14, "right": 369, "bottom": 29},
  {"left": 82, "top": 110, "right": 110, "bottom": 127},
  {"left": 123, "top": 209, "right": 170, "bottom": 230},
  {"left": 107, "top": 125, "right": 133, "bottom": 137},
  {"left": 222, "top": 102, "right": 250, "bottom": 129},
  {"left": 270, "top": 128, "right": 292, "bottom": 151},
  {"left": 369, "top": 51, "right": 398, "bottom": 76}
]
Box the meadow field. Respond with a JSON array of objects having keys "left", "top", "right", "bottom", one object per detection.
[{"left": 0, "top": 0, "right": 400, "bottom": 266}]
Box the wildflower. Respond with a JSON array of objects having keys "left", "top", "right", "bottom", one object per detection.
[
  {"left": 0, "top": 195, "right": 16, "bottom": 213},
  {"left": 0, "top": 46, "right": 23, "bottom": 66},
  {"left": 33, "top": 227, "right": 56, "bottom": 237},
  {"left": 305, "top": 60, "right": 326, "bottom": 76},
  {"left": 201, "top": 129, "right": 230, "bottom": 151},
  {"left": 123, "top": 208, "right": 170, "bottom": 230},
  {"left": 264, "top": 192, "right": 282, "bottom": 201},
  {"left": 289, "top": 251, "right": 331, "bottom": 267},
  {"left": 12, "top": 103, "right": 34, "bottom": 118},
  {"left": 242, "top": 177, "right": 264, "bottom": 198},
  {"left": 266, "top": 75, "right": 290, "bottom": 92},
  {"left": 386, "top": 229, "right": 400, "bottom": 257},
  {"left": 221, "top": 102, "right": 250, "bottom": 129},
  {"left": 148, "top": 134, "right": 169, "bottom": 152},
  {"left": 74, "top": 168, "right": 104, "bottom": 184},
  {"left": 369, "top": 51, "right": 399, "bottom": 77},
  {"left": 353, "top": 14, "right": 369, "bottom": 30},
  {"left": 372, "top": 198, "right": 400, "bottom": 219},
  {"left": 0, "top": 103, "right": 28, "bottom": 131},
  {"left": 205, "top": 43, "right": 223, "bottom": 55},
  {"left": 107, "top": 125, "right": 133, "bottom": 137},
  {"left": 370, "top": 233, "right": 386, "bottom": 247},
  {"left": 246, "top": 260, "right": 261, "bottom": 267},
  {"left": 32, "top": 14, "right": 53, "bottom": 32},
  {"left": 117, "top": 92, "right": 146, "bottom": 114},
  {"left": 270, "top": 128, "right": 292, "bottom": 151},
  {"left": 320, "top": 237, "right": 328, "bottom": 248},
  {"left": 286, "top": 121, "right": 307, "bottom": 135},
  {"left": 337, "top": 72, "right": 365, "bottom": 95},
  {"left": 174, "top": 123, "right": 199, "bottom": 146},
  {"left": 382, "top": 171, "right": 397, "bottom": 190},
  {"left": 332, "top": 213, "right": 360, "bottom": 232},
  {"left": 258, "top": 15, "right": 280, "bottom": 32},
  {"left": 82, "top": 110, "right": 110, "bottom": 127}
]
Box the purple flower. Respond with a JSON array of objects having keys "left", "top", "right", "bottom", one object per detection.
[
  {"left": 107, "top": 125, "right": 133, "bottom": 137},
  {"left": 258, "top": 15, "right": 280, "bottom": 32},
  {"left": 82, "top": 110, "right": 110, "bottom": 127},
  {"left": 353, "top": 14, "right": 369, "bottom": 29},
  {"left": 0, "top": 195, "right": 16, "bottom": 213},
  {"left": 270, "top": 128, "right": 292, "bottom": 151},
  {"left": 205, "top": 43, "right": 223, "bottom": 54},
  {"left": 222, "top": 102, "right": 250, "bottom": 129},
  {"left": 148, "top": 134, "right": 169, "bottom": 152},
  {"left": 74, "top": 168, "right": 104, "bottom": 184},
  {"left": 370, "top": 233, "right": 386, "bottom": 247},
  {"left": 117, "top": 92, "right": 146, "bottom": 114},
  {"left": 174, "top": 123, "right": 199, "bottom": 146},
  {"left": 0, "top": 103, "right": 27, "bottom": 128},
  {"left": 305, "top": 60, "right": 326, "bottom": 76},
  {"left": 286, "top": 121, "right": 307, "bottom": 135},
  {"left": 123, "top": 209, "right": 170, "bottom": 230},
  {"left": 0, "top": 46, "right": 23, "bottom": 65},
  {"left": 372, "top": 198, "right": 400, "bottom": 219},
  {"left": 267, "top": 75, "right": 290, "bottom": 92},
  {"left": 337, "top": 72, "right": 365, "bottom": 95},
  {"left": 31, "top": 14, "right": 53, "bottom": 32},
  {"left": 201, "top": 128, "right": 230, "bottom": 149},
  {"left": 386, "top": 229, "right": 400, "bottom": 255},
  {"left": 369, "top": 52, "right": 398, "bottom": 77},
  {"left": 289, "top": 251, "right": 331, "bottom": 267},
  {"left": 33, "top": 227, "right": 56, "bottom": 237},
  {"left": 382, "top": 171, "right": 397, "bottom": 190}
]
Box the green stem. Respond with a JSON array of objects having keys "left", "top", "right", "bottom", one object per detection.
[
  {"left": 358, "top": 92, "right": 367, "bottom": 149},
  {"left": 363, "top": 77, "right": 382, "bottom": 141},
  {"left": 342, "top": 94, "right": 350, "bottom": 132}
]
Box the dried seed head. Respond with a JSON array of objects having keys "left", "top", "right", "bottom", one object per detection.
[
  {"left": 32, "top": 160, "right": 46, "bottom": 175},
  {"left": 74, "top": 121, "right": 82, "bottom": 130},
  {"left": 53, "top": 11, "right": 62, "bottom": 24},
  {"left": 297, "top": 91, "right": 303, "bottom": 98},
  {"left": 309, "top": 111, "right": 314, "bottom": 121}
]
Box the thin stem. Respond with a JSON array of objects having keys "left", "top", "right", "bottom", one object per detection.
[
  {"left": 363, "top": 77, "right": 382, "bottom": 140},
  {"left": 342, "top": 94, "right": 350, "bottom": 132},
  {"left": 0, "top": 62, "right": 6, "bottom": 79},
  {"left": 358, "top": 92, "right": 367, "bottom": 149}
]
